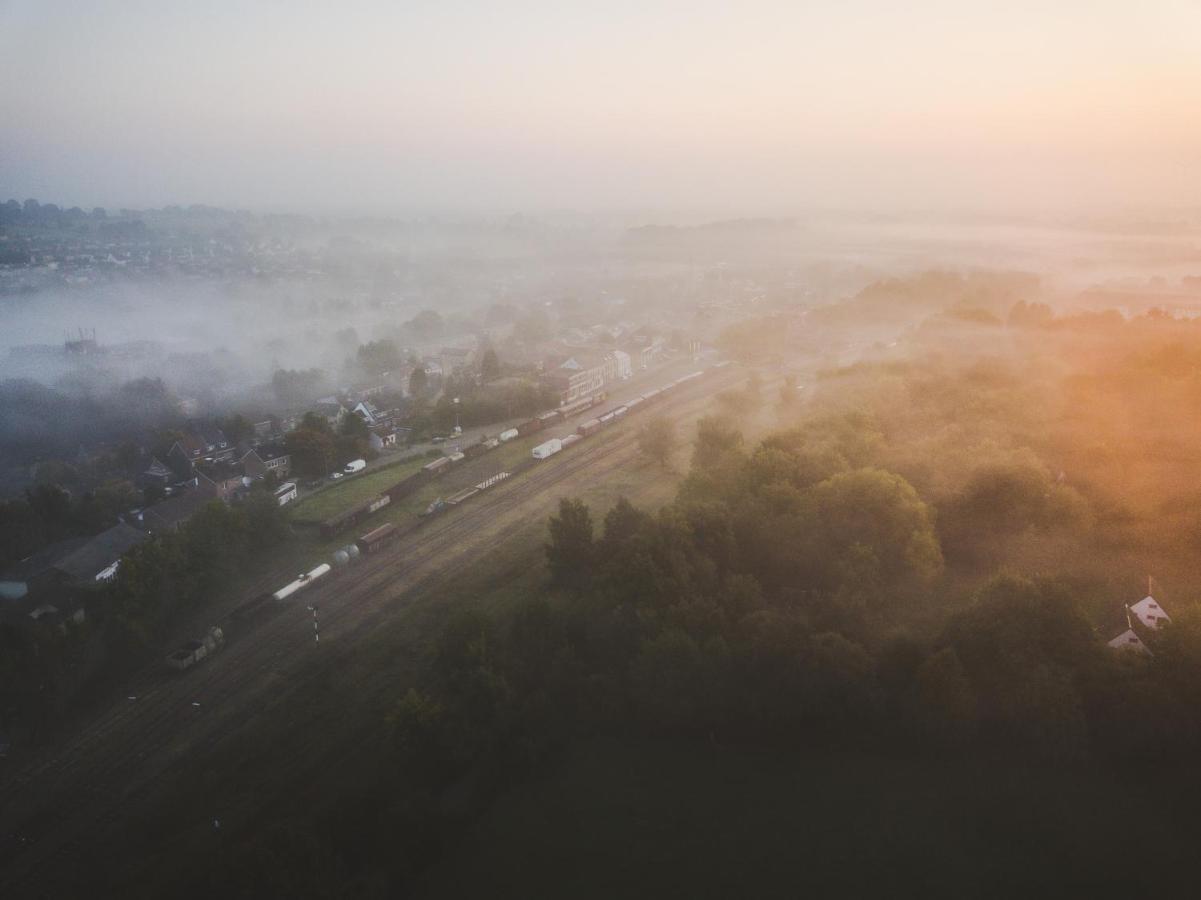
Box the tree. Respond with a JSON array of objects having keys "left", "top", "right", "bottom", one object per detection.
[
  {"left": 356, "top": 339, "right": 402, "bottom": 377},
  {"left": 340, "top": 411, "right": 369, "bottom": 440},
  {"left": 638, "top": 416, "right": 677, "bottom": 468},
  {"left": 807, "top": 467, "right": 944, "bottom": 589},
  {"left": 220, "top": 414, "right": 253, "bottom": 445},
  {"left": 480, "top": 345, "right": 501, "bottom": 380},
  {"left": 285, "top": 427, "right": 335, "bottom": 478},
  {"left": 545, "top": 498, "right": 595, "bottom": 590},
  {"left": 272, "top": 368, "right": 326, "bottom": 405},
  {"left": 692, "top": 416, "right": 743, "bottom": 470},
  {"left": 907, "top": 647, "right": 978, "bottom": 749},
  {"left": 407, "top": 309, "right": 444, "bottom": 340},
  {"left": 409, "top": 366, "right": 429, "bottom": 396}
]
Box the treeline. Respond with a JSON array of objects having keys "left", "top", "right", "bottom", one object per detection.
[
  {"left": 0, "top": 480, "right": 140, "bottom": 569},
  {"left": 0, "top": 376, "right": 182, "bottom": 463},
  {"left": 389, "top": 417, "right": 1201, "bottom": 793}
]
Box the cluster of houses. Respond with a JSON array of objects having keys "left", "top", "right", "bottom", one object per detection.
[
  {"left": 0, "top": 423, "right": 306, "bottom": 633},
  {"left": 539, "top": 327, "right": 668, "bottom": 406},
  {"left": 1107, "top": 591, "right": 1172, "bottom": 655}
]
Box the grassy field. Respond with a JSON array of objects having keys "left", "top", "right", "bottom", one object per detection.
[{"left": 288, "top": 455, "right": 433, "bottom": 521}]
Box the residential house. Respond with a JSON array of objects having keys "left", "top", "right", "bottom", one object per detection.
[
  {"left": 313, "top": 397, "right": 348, "bottom": 429},
  {"left": 440, "top": 344, "right": 477, "bottom": 375},
  {"left": 140, "top": 491, "right": 212, "bottom": 532},
  {"left": 542, "top": 353, "right": 607, "bottom": 406},
  {"left": 1130, "top": 595, "right": 1170, "bottom": 631},
  {"left": 196, "top": 466, "right": 247, "bottom": 503},
  {"left": 368, "top": 426, "right": 399, "bottom": 452},
  {"left": 0, "top": 537, "right": 88, "bottom": 606},
  {"left": 352, "top": 401, "right": 381, "bottom": 427},
  {"left": 241, "top": 444, "right": 291, "bottom": 479},
  {"left": 1107, "top": 629, "right": 1151, "bottom": 654},
  {"left": 607, "top": 349, "right": 633, "bottom": 380},
  {"left": 140, "top": 456, "right": 174, "bottom": 490}
]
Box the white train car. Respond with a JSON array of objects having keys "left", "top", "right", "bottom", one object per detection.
[
  {"left": 272, "top": 563, "right": 332, "bottom": 601},
  {"left": 532, "top": 438, "right": 563, "bottom": 460}
]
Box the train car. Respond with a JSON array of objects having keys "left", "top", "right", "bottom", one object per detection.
[
  {"left": 385, "top": 471, "right": 427, "bottom": 503},
  {"left": 423, "top": 456, "right": 451, "bottom": 476},
  {"left": 366, "top": 494, "right": 391, "bottom": 514},
  {"left": 272, "top": 563, "right": 332, "bottom": 601},
  {"left": 166, "top": 626, "right": 224, "bottom": 672},
  {"left": 516, "top": 417, "right": 544, "bottom": 436},
  {"left": 598, "top": 410, "right": 616, "bottom": 425},
  {"left": 446, "top": 486, "right": 480, "bottom": 506},
  {"left": 613, "top": 405, "right": 628, "bottom": 418},
  {"left": 532, "top": 438, "right": 562, "bottom": 460},
  {"left": 640, "top": 388, "right": 661, "bottom": 404},
  {"left": 537, "top": 410, "right": 563, "bottom": 427},
  {"left": 320, "top": 505, "right": 367, "bottom": 540},
  {"left": 561, "top": 433, "right": 581, "bottom": 449},
  {"left": 447, "top": 451, "right": 466, "bottom": 464},
  {"left": 462, "top": 439, "right": 491, "bottom": 459},
  {"left": 625, "top": 397, "right": 643, "bottom": 413},
  {"left": 356, "top": 522, "right": 398, "bottom": 554},
  {"left": 578, "top": 417, "right": 602, "bottom": 436},
  {"left": 498, "top": 428, "right": 519, "bottom": 442},
  {"left": 476, "top": 471, "right": 510, "bottom": 491}
]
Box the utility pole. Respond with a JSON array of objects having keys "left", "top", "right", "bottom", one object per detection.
[{"left": 307, "top": 604, "right": 320, "bottom": 643}]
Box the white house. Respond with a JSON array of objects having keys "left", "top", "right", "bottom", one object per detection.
[
  {"left": 1130, "top": 596, "right": 1170, "bottom": 631},
  {"left": 1107, "top": 629, "right": 1151, "bottom": 655}
]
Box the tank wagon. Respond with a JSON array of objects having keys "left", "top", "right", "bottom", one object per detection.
[{"left": 272, "top": 563, "right": 332, "bottom": 601}]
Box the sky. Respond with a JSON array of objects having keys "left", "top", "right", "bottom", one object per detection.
[{"left": 2, "top": 0, "right": 1200, "bottom": 215}]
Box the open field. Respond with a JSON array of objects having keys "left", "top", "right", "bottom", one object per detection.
[{"left": 288, "top": 455, "right": 432, "bottom": 521}]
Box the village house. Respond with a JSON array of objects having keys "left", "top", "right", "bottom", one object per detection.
[{"left": 240, "top": 444, "right": 291, "bottom": 479}]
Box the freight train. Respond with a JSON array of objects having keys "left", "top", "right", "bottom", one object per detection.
[{"left": 318, "top": 370, "right": 713, "bottom": 531}]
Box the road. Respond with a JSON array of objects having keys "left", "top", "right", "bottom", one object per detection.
[{"left": 0, "top": 362, "right": 750, "bottom": 897}]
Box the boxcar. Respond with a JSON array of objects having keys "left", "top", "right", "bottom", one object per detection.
[
  {"left": 578, "top": 418, "right": 602, "bottom": 436},
  {"left": 423, "top": 456, "right": 450, "bottom": 476},
  {"left": 516, "top": 417, "right": 544, "bottom": 436},
  {"left": 386, "top": 471, "right": 426, "bottom": 502},
  {"left": 357, "top": 522, "right": 398, "bottom": 554}
]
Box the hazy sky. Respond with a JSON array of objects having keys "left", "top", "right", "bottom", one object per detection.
[{"left": 2, "top": 0, "right": 1199, "bottom": 215}]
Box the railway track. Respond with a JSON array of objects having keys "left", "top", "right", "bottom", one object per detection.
[{"left": 0, "top": 367, "right": 750, "bottom": 894}]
